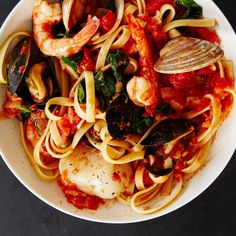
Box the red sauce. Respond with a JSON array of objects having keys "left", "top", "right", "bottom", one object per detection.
[{"left": 58, "top": 177, "right": 104, "bottom": 210}]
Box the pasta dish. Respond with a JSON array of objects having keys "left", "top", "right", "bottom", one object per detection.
[{"left": 0, "top": 0, "right": 235, "bottom": 214}]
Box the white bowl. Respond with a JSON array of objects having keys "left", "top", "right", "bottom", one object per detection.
[{"left": 0, "top": 0, "right": 236, "bottom": 223}]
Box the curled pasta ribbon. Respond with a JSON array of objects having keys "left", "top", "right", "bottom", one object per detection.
[
  {"left": 163, "top": 18, "right": 216, "bottom": 33},
  {"left": 197, "top": 94, "right": 222, "bottom": 146},
  {"left": 123, "top": 3, "right": 138, "bottom": 23},
  {"left": 182, "top": 138, "right": 213, "bottom": 174},
  {"left": 90, "top": 0, "right": 124, "bottom": 45},
  {"left": 33, "top": 120, "right": 59, "bottom": 170},
  {"left": 136, "top": 0, "right": 146, "bottom": 15},
  {"left": 101, "top": 135, "right": 144, "bottom": 164},
  {"left": 70, "top": 71, "right": 97, "bottom": 122},
  {"left": 20, "top": 123, "right": 59, "bottom": 181},
  {"left": 95, "top": 26, "right": 130, "bottom": 71},
  {"left": 45, "top": 97, "right": 73, "bottom": 121},
  {"left": 131, "top": 177, "right": 183, "bottom": 214}
]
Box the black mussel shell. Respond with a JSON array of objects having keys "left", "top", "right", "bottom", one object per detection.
[
  {"left": 141, "top": 118, "right": 196, "bottom": 146},
  {"left": 106, "top": 95, "right": 135, "bottom": 140},
  {"left": 7, "top": 36, "right": 31, "bottom": 95},
  {"left": 144, "top": 147, "right": 173, "bottom": 176}
]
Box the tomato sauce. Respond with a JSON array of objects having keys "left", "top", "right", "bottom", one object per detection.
[{"left": 58, "top": 177, "right": 104, "bottom": 210}]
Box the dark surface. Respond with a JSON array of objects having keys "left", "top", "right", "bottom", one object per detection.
[{"left": 0, "top": 0, "right": 236, "bottom": 235}]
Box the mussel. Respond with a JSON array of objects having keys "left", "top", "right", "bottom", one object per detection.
[
  {"left": 0, "top": 32, "right": 31, "bottom": 84},
  {"left": 7, "top": 36, "right": 31, "bottom": 95},
  {"left": 154, "top": 36, "right": 224, "bottom": 74},
  {"left": 141, "top": 118, "right": 195, "bottom": 146},
  {"left": 106, "top": 95, "right": 134, "bottom": 140},
  {"left": 141, "top": 118, "right": 196, "bottom": 176},
  {"left": 62, "top": 0, "right": 86, "bottom": 32},
  {"left": 25, "top": 62, "right": 54, "bottom": 104},
  {"left": 144, "top": 147, "right": 173, "bottom": 176},
  {"left": 2, "top": 32, "right": 59, "bottom": 105}
]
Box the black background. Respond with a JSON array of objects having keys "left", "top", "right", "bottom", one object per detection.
[{"left": 0, "top": 1, "right": 236, "bottom": 235}]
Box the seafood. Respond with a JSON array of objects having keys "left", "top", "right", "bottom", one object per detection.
[
  {"left": 32, "top": 0, "right": 100, "bottom": 57},
  {"left": 154, "top": 36, "right": 224, "bottom": 74},
  {"left": 126, "top": 13, "right": 158, "bottom": 113},
  {"left": 59, "top": 144, "right": 133, "bottom": 199},
  {"left": 127, "top": 76, "right": 154, "bottom": 107},
  {"left": 26, "top": 62, "right": 53, "bottom": 103}
]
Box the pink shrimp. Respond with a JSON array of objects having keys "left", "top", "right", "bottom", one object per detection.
[
  {"left": 126, "top": 13, "right": 158, "bottom": 114},
  {"left": 32, "top": 0, "right": 100, "bottom": 57}
]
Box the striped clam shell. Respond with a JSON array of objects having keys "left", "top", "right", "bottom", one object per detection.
[{"left": 154, "top": 36, "right": 224, "bottom": 74}]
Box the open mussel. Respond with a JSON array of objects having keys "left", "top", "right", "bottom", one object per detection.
[
  {"left": 7, "top": 36, "right": 31, "bottom": 95},
  {"left": 141, "top": 118, "right": 196, "bottom": 176},
  {"left": 141, "top": 118, "right": 196, "bottom": 146},
  {"left": 144, "top": 147, "right": 173, "bottom": 176},
  {"left": 2, "top": 32, "right": 59, "bottom": 105},
  {"left": 25, "top": 62, "right": 54, "bottom": 104},
  {"left": 154, "top": 36, "right": 224, "bottom": 74},
  {"left": 0, "top": 32, "right": 31, "bottom": 84}
]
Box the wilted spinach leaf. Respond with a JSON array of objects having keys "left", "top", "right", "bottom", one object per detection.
[
  {"left": 61, "top": 52, "right": 83, "bottom": 71},
  {"left": 133, "top": 108, "right": 154, "bottom": 133},
  {"left": 175, "top": 0, "right": 202, "bottom": 19},
  {"left": 94, "top": 71, "right": 116, "bottom": 110},
  {"left": 107, "top": 49, "right": 129, "bottom": 81},
  {"left": 156, "top": 104, "right": 175, "bottom": 115},
  {"left": 77, "top": 83, "right": 85, "bottom": 103}
]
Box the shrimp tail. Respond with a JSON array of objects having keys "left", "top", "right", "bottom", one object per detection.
[{"left": 32, "top": 0, "right": 100, "bottom": 57}]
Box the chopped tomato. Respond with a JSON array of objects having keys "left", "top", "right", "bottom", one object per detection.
[
  {"left": 139, "top": 15, "right": 168, "bottom": 52},
  {"left": 58, "top": 177, "right": 104, "bottom": 210},
  {"left": 85, "top": 0, "right": 97, "bottom": 15},
  {"left": 57, "top": 117, "right": 71, "bottom": 144},
  {"left": 184, "top": 27, "right": 220, "bottom": 44},
  {"left": 112, "top": 172, "right": 121, "bottom": 181},
  {"left": 146, "top": 0, "right": 174, "bottom": 15},
  {"left": 3, "top": 91, "right": 22, "bottom": 119},
  {"left": 100, "top": 10, "right": 116, "bottom": 33},
  {"left": 77, "top": 48, "right": 96, "bottom": 74},
  {"left": 143, "top": 169, "right": 154, "bottom": 187},
  {"left": 169, "top": 72, "right": 202, "bottom": 89},
  {"left": 160, "top": 87, "right": 185, "bottom": 112},
  {"left": 122, "top": 37, "right": 138, "bottom": 55}
]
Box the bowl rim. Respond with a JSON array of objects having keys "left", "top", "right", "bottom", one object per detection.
[{"left": 0, "top": 0, "right": 236, "bottom": 224}]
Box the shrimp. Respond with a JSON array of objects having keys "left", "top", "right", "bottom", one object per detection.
[
  {"left": 32, "top": 0, "right": 100, "bottom": 57},
  {"left": 126, "top": 13, "right": 158, "bottom": 113},
  {"left": 127, "top": 76, "right": 154, "bottom": 107}
]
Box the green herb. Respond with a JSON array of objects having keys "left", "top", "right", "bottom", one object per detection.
[
  {"left": 133, "top": 108, "right": 154, "bottom": 133},
  {"left": 106, "top": 0, "right": 116, "bottom": 11},
  {"left": 77, "top": 83, "right": 85, "bottom": 103},
  {"left": 176, "top": 0, "right": 202, "bottom": 19},
  {"left": 61, "top": 52, "right": 83, "bottom": 71},
  {"left": 94, "top": 71, "right": 116, "bottom": 110},
  {"left": 107, "top": 49, "right": 129, "bottom": 81},
  {"left": 98, "top": 0, "right": 116, "bottom": 11},
  {"left": 156, "top": 104, "right": 175, "bottom": 115},
  {"left": 19, "top": 105, "right": 31, "bottom": 121}
]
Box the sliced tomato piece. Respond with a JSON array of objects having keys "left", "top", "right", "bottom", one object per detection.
[{"left": 101, "top": 10, "right": 116, "bottom": 33}]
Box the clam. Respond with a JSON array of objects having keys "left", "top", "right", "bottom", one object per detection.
[
  {"left": 154, "top": 36, "right": 224, "bottom": 74},
  {"left": 25, "top": 62, "right": 53, "bottom": 104},
  {"left": 62, "top": 0, "right": 86, "bottom": 32}
]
